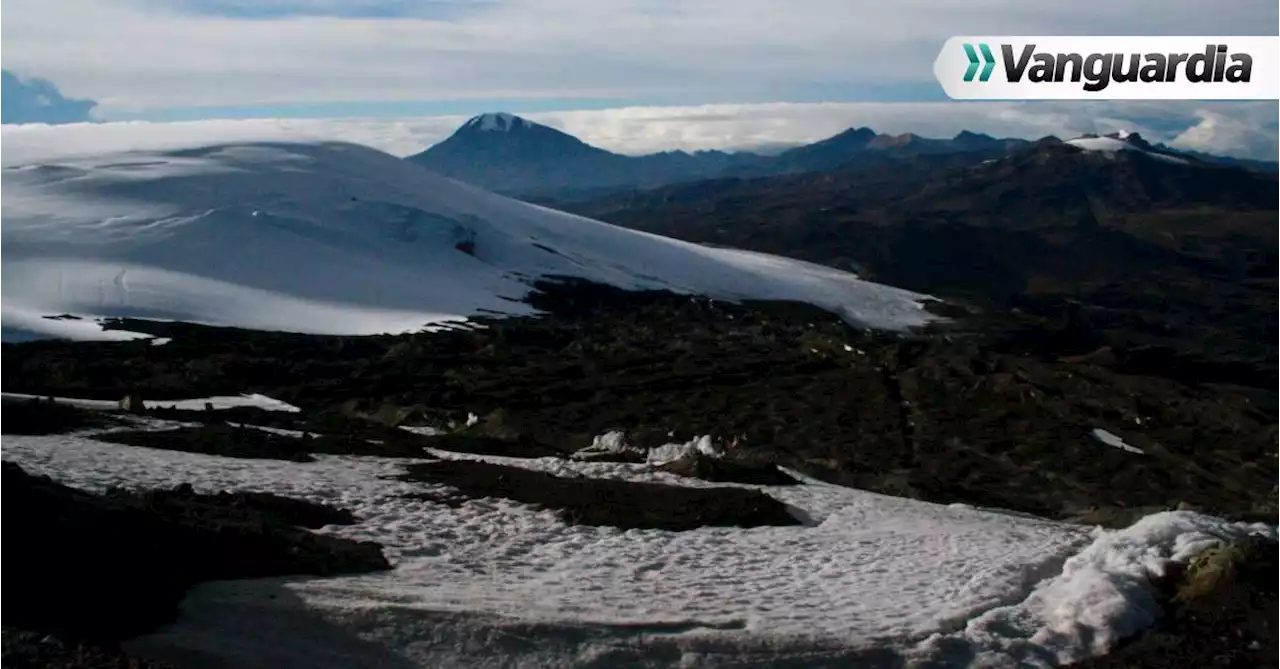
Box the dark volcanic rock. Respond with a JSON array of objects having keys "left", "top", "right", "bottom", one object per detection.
[
  {"left": 92, "top": 422, "right": 433, "bottom": 461},
  {"left": 656, "top": 452, "right": 800, "bottom": 486},
  {"left": 400, "top": 459, "right": 802, "bottom": 531},
  {"left": 92, "top": 424, "right": 318, "bottom": 462},
  {"left": 1, "top": 397, "right": 119, "bottom": 435},
  {"left": 567, "top": 145, "right": 1279, "bottom": 380},
  {"left": 145, "top": 405, "right": 440, "bottom": 458},
  {"left": 1, "top": 462, "right": 389, "bottom": 643},
  {"left": 108, "top": 484, "right": 361, "bottom": 529},
  {"left": 3, "top": 280, "right": 1275, "bottom": 523},
  {"left": 1, "top": 628, "right": 178, "bottom": 669}
]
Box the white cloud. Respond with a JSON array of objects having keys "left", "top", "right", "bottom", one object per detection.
[
  {"left": 1167, "top": 108, "right": 1280, "bottom": 160},
  {"left": 2, "top": 0, "right": 1276, "bottom": 114}
]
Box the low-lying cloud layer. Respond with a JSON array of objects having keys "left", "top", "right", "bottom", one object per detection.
[{"left": 105, "top": 101, "right": 1269, "bottom": 161}]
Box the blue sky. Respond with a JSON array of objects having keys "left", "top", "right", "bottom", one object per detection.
[{"left": 1, "top": 0, "right": 1277, "bottom": 158}]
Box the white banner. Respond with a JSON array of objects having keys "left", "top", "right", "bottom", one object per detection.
[{"left": 934, "top": 36, "right": 1280, "bottom": 100}]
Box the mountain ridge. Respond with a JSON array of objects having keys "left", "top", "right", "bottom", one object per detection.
[
  {"left": 407, "top": 113, "right": 1278, "bottom": 200},
  {"left": 406, "top": 114, "right": 1038, "bottom": 200},
  {"left": 563, "top": 135, "right": 1279, "bottom": 381}
]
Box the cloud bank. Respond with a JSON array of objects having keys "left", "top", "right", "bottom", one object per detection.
[
  {"left": 1, "top": 70, "right": 98, "bottom": 124},
  {"left": 86, "top": 101, "right": 1269, "bottom": 161}
]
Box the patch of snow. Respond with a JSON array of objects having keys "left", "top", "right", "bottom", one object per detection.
[
  {"left": 572, "top": 432, "right": 732, "bottom": 465},
  {"left": 465, "top": 112, "right": 523, "bottom": 132},
  {"left": 1065, "top": 136, "right": 1191, "bottom": 165},
  {"left": 398, "top": 425, "right": 447, "bottom": 437},
  {"left": 464, "top": 412, "right": 480, "bottom": 427},
  {"left": 2, "top": 123, "right": 936, "bottom": 342},
  {"left": 1092, "top": 428, "right": 1144, "bottom": 455},
  {"left": 0, "top": 391, "right": 299, "bottom": 413},
  {"left": 1, "top": 306, "right": 155, "bottom": 342},
  {"left": 570, "top": 429, "right": 644, "bottom": 461},
  {"left": 228, "top": 423, "right": 309, "bottom": 438},
  {"left": 150, "top": 337, "right": 173, "bottom": 346},
  {"left": 646, "top": 434, "right": 721, "bottom": 464},
  {"left": 146, "top": 394, "right": 302, "bottom": 412},
  {"left": 589, "top": 430, "right": 629, "bottom": 453},
  {"left": 912, "top": 511, "right": 1276, "bottom": 666}
]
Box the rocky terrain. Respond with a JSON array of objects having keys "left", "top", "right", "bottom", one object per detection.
[
  {"left": 399, "top": 459, "right": 801, "bottom": 531},
  {"left": 3, "top": 125, "right": 1276, "bottom": 668},
  {"left": 567, "top": 142, "right": 1279, "bottom": 384},
  {"left": 2, "top": 274, "right": 1276, "bottom": 666},
  {"left": 5, "top": 279, "right": 1274, "bottom": 526}
]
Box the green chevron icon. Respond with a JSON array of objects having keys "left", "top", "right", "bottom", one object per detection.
[{"left": 963, "top": 43, "right": 996, "bottom": 82}]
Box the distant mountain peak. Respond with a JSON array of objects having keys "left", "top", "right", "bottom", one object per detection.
[
  {"left": 793, "top": 126, "right": 878, "bottom": 152},
  {"left": 1069, "top": 131, "right": 1152, "bottom": 149},
  {"left": 463, "top": 112, "right": 530, "bottom": 132},
  {"left": 838, "top": 127, "right": 877, "bottom": 141},
  {"left": 1103, "top": 130, "right": 1154, "bottom": 150}
]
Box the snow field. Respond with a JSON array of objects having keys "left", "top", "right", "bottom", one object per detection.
[
  {"left": 2, "top": 122, "right": 936, "bottom": 342},
  {"left": 2, "top": 427, "right": 1270, "bottom": 667},
  {"left": 1065, "top": 136, "right": 1191, "bottom": 164}
]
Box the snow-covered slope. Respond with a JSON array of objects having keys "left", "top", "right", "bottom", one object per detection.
[
  {"left": 1, "top": 122, "right": 934, "bottom": 342},
  {"left": 1065, "top": 134, "right": 1191, "bottom": 165},
  {"left": 465, "top": 111, "right": 528, "bottom": 132}
]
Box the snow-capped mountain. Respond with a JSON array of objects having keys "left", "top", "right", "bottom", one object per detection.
[
  {"left": 406, "top": 112, "right": 769, "bottom": 199},
  {"left": 0, "top": 122, "right": 935, "bottom": 342},
  {"left": 460, "top": 111, "right": 529, "bottom": 132},
  {"left": 1065, "top": 131, "right": 1193, "bottom": 164}
]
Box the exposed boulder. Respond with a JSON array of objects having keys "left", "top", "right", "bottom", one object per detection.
[
  {"left": 118, "top": 394, "right": 145, "bottom": 413},
  {"left": 570, "top": 431, "right": 648, "bottom": 463}
]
